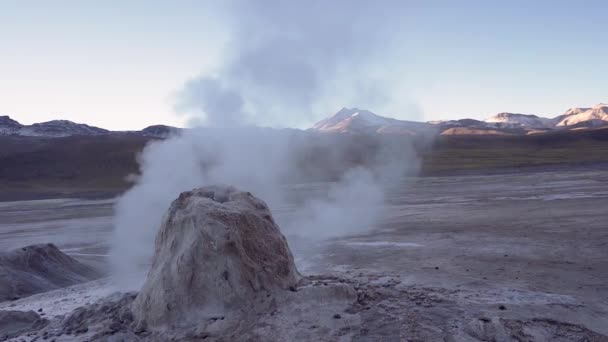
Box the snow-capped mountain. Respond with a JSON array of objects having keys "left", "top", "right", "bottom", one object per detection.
[
  {"left": 311, "top": 108, "right": 435, "bottom": 135},
  {"left": 555, "top": 104, "right": 608, "bottom": 128},
  {"left": 3, "top": 103, "right": 607, "bottom": 138},
  {"left": 561, "top": 106, "right": 591, "bottom": 118},
  {"left": 0, "top": 116, "right": 180, "bottom": 138},
  {"left": 0, "top": 116, "right": 109, "bottom": 137},
  {"left": 311, "top": 104, "right": 608, "bottom": 136},
  {"left": 311, "top": 108, "right": 513, "bottom": 136},
  {"left": 484, "top": 113, "right": 554, "bottom": 129},
  {"left": 480, "top": 105, "right": 608, "bottom": 132},
  {"left": 433, "top": 118, "right": 516, "bottom": 135},
  {"left": 18, "top": 120, "right": 109, "bottom": 137}
]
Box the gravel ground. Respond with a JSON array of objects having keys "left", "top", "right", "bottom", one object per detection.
[{"left": 1, "top": 169, "right": 607, "bottom": 340}]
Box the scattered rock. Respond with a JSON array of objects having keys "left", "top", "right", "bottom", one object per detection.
[
  {"left": 7, "top": 185, "right": 603, "bottom": 341},
  {"left": 502, "top": 318, "right": 607, "bottom": 342},
  {"left": 60, "top": 292, "right": 136, "bottom": 338}
]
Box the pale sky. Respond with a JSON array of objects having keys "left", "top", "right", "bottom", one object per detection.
[{"left": 1, "top": 1, "right": 607, "bottom": 130}]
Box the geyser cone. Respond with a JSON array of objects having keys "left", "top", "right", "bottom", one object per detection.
[{"left": 132, "top": 185, "right": 300, "bottom": 329}]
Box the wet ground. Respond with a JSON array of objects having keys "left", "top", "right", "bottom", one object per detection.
[{"left": 1, "top": 169, "right": 607, "bottom": 340}]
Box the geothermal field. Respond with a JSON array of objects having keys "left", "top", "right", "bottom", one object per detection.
[
  {"left": 1, "top": 169, "right": 607, "bottom": 341},
  {"left": 3, "top": 2, "right": 608, "bottom": 341}
]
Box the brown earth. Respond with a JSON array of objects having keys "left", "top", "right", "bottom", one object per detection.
[{"left": 1, "top": 128, "right": 608, "bottom": 202}]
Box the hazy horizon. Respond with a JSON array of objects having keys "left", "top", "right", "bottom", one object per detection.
[{"left": 3, "top": 103, "right": 608, "bottom": 132}]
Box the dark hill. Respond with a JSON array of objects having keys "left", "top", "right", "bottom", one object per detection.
[{"left": 1, "top": 128, "right": 608, "bottom": 201}]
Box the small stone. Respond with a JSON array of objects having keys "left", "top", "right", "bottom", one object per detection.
[
  {"left": 333, "top": 314, "right": 342, "bottom": 319},
  {"left": 499, "top": 305, "right": 506, "bottom": 310},
  {"left": 434, "top": 266, "right": 439, "bottom": 270},
  {"left": 108, "top": 321, "right": 122, "bottom": 333}
]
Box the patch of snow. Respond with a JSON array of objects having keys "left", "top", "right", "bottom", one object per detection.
[{"left": 485, "top": 113, "right": 554, "bottom": 128}]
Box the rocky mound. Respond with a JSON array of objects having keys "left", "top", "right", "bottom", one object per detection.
[
  {"left": 0, "top": 244, "right": 102, "bottom": 301},
  {"left": 132, "top": 186, "right": 300, "bottom": 330}
]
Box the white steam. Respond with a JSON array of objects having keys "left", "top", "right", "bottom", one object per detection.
[
  {"left": 286, "top": 167, "right": 384, "bottom": 239},
  {"left": 174, "top": 0, "right": 417, "bottom": 127},
  {"left": 110, "top": 0, "right": 421, "bottom": 288}
]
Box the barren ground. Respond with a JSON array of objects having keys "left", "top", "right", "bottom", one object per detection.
[{"left": 1, "top": 169, "right": 607, "bottom": 340}]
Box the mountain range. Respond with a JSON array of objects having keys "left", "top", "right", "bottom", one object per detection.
[
  {"left": 0, "top": 116, "right": 177, "bottom": 138},
  {"left": 314, "top": 103, "right": 608, "bottom": 136},
  {"left": 2, "top": 103, "right": 607, "bottom": 138}
]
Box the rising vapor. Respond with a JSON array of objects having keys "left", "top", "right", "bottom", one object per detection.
[
  {"left": 175, "top": 0, "right": 415, "bottom": 127},
  {"left": 110, "top": 0, "right": 422, "bottom": 288}
]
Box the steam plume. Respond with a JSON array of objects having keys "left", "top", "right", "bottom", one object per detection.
[
  {"left": 175, "top": 0, "right": 415, "bottom": 127},
  {"left": 110, "top": 0, "right": 421, "bottom": 288}
]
